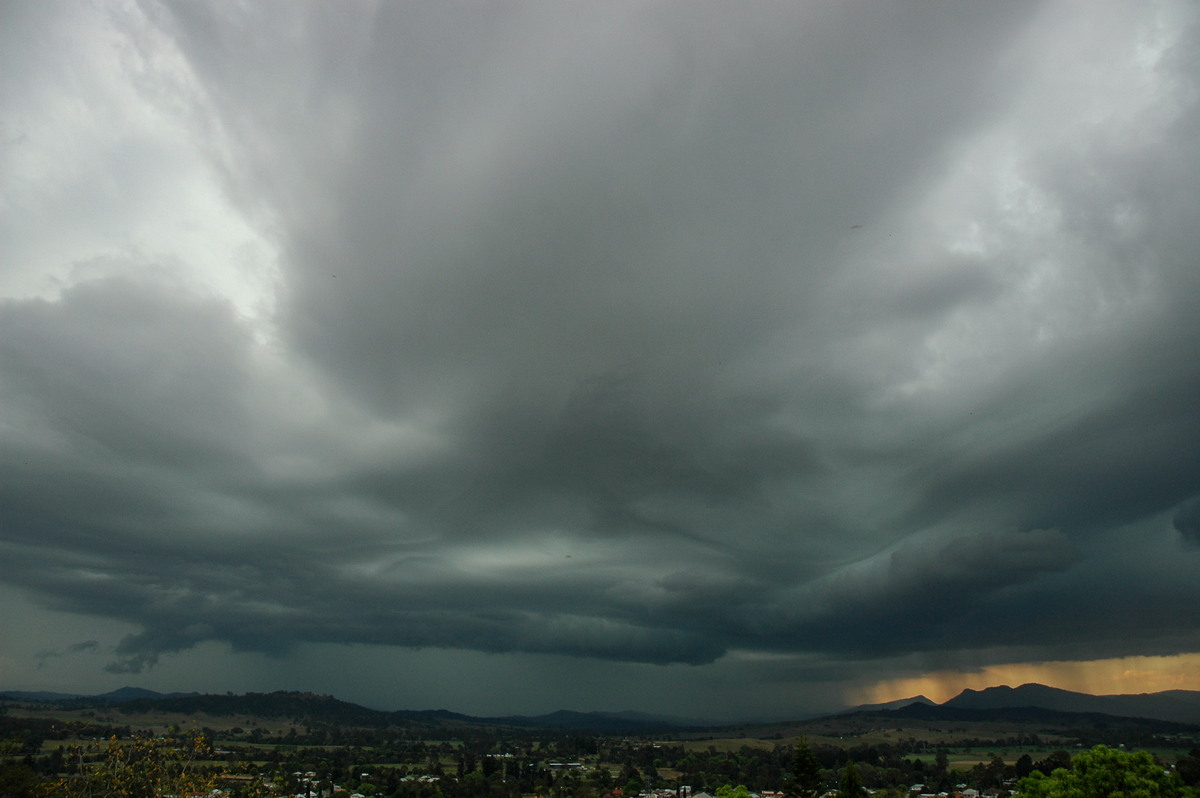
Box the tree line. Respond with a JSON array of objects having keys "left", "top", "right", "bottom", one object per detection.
[{"left": 3, "top": 714, "right": 1200, "bottom": 798}]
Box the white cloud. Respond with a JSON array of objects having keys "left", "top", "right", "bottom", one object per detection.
[{"left": 0, "top": 0, "right": 278, "bottom": 323}]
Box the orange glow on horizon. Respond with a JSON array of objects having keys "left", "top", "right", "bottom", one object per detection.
[{"left": 850, "top": 653, "right": 1200, "bottom": 706}]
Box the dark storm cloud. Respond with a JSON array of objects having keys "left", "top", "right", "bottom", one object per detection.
[
  {"left": 1177, "top": 499, "right": 1200, "bottom": 546},
  {"left": 35, "top": 640, "right": 100, "bottom": 670},
  {"left": 4, "top": 0, "right": 1200, "bottom": 708}
]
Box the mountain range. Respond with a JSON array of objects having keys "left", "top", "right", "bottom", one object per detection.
[
  {"left": 864, "top": 683, "right": 1200, "bottom": 725},
  {"left": 4, "top": 682, "right": 1200, "bottom": 730},
  {"left": 0, "top": 688, "right": 712, "bottom": 733},
  {"left": 940, "top": 683, "right": 1200, "bottom": 724},
  {"left": 0, "top": 687, "right": 199, "bottom": 703}
]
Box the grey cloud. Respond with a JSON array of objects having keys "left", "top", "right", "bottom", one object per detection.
[
  {"left": 35, "top": 640, "right": 101, "bottom": 669},
  {"left": 760, "top": 528, "right": 1081, "bottom": 655},
  {"left": 1176, "top": 499, "right": 1200, "bottom": 545},
  {"left": 160, "top": 1, "right": 1043, "bottom": 420},
  {"left": 4, "top": 0, "right": 1200, "bottom": 715},
  {"left": 0, "top": 272, "right": 257, "bottom": 472}
]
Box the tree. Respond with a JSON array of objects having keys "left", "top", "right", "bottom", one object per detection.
[
  {"left": 0, "top": 763, "right": 41, "bottom": 798},
  {"left": 984, "top": 753, "right": 1008, "bottom": 787},
  {"left": 837, "top": 761, "right": 867, "bottom": 798},
  {"left": 715, "top": 785, "right": 751, "bottom": 798},
  {"left": 1017, "top": 745, "right": 1197, "bottom": 798},
  {"left": 1177, "top": 749, "right": 1200, "bottom": 788},
  {"left": 47, "top": 735, "right": 218, "bottom": 798},
  {"left": 619, "top": 762, "right": 642, "bottom": 795},
  {"left": 785, "top": 737, "right": 822, "bottom": 798},
  {"left": 1033, "top": 750, "right": 1072, "bottom": 775}
]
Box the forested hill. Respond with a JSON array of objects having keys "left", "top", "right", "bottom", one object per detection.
[
  {"left": 114, "top": 691, "right": 451, "bottom": 728},
  {"left": 882, "top": 700, "right": 1200, "bottom": 733},
  {"left": 77, "top": 690, "right": 694, "bottom": 733}
]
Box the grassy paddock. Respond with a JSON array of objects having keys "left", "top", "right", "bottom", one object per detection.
[
  {"left": 678, "top": 738, "right": 783, "bottom": 753},
  {"left": 6, "top": 704, "right": 303, "bottom": 738}
]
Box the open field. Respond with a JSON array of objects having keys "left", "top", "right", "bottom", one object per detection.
[
  {"left": 6, "top": 704, "right": 302, "bottom": 738},
  {"left": 678, "top": 738, "right": 782, "bottom": 753}
]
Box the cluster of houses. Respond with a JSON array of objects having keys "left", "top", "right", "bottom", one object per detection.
[
  {"left": 289, "top": 770, "right": 444, "bottom": 798},
  {"left": 287, "top": 767, "right": 1019, "bottom": 798}
]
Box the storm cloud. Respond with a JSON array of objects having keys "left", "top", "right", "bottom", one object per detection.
[{"left": 3, "top": 0, "right": 1200, "bottom": 718}]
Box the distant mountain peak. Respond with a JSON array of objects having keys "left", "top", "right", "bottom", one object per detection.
[
  {"left": 97, "top": 686, "right": 193, "bottom": 701},
  {"left": 940, "top": 683, "right": 1200, "bottom": 724},
  {"left": 946, "top": 683, "right": 1090, "bottom": 706},
  {"left": 850, "top": 695, "right": 936, "bottom": 713}
]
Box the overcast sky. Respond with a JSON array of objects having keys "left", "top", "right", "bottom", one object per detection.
[{"left": 3, "top": 0, "right": 1200, "bottom": 722}]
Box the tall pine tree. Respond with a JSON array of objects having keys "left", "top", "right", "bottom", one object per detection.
[{"left": 785, "top": 737, "right": 822, "bottom": 798}]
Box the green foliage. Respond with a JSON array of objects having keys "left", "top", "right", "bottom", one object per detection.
[
  {"left": 1017, "top": 744, "right": 1197, "bottom": 798},
  {"left": 0, "top": 763, "right": 41, "bottom": 798},
  {"left": 46, "top": 735, "right": 219, "bottom": 798},
  {"left": 715, "top": 785, "right": 751, "bottom": 798},
  {"left": 1177, "top": 749, "right": 1200, "bottom": 788},
  {"left": 836, "top": 761, "right": 867, "bottom": 798},
  {"left": 785, "top": 738, "right": 822, "bottom": 798}
]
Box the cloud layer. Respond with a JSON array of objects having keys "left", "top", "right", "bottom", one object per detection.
[{"left": 3, "top": 0, "right": 1200, "bottom": 716}]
